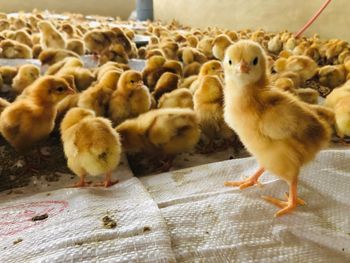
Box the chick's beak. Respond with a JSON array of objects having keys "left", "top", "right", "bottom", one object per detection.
[
  {"left": 136, "top": 80, "right": 143, "bottom": 88},
  {"left": 67, "top": 87, "right": 76, "bottom": 94},
  {"left": 237, "top": 60, "right": 250, "bottom": 74}
]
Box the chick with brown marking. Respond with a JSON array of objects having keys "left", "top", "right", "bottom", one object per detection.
[
  {"left": 67, "top": 39, "right": 86, "bottom": 56},
  {"left": 142, "top": 55, "right": 167, "bottom": 91},
  {"left": 194, "top": 75, "right": 234, "bottom": 152},
  {"left": 158, "top": 88, "right": 193, "bottom": 109},
  {"left": 109, "top": 70, "right": 151, "bottom": 125},
  {"left": 116, "top": 108, "right": 200, "bottom": 172},
  {"left": 38, "top": 21, "right": 66, "bottom": 49},
  {"left": 212, "top": 34, "right": 233, "bottom": 61},
  {"left": 39, "top": 48, "right": 79, "bottom": 66},
  {"left": 223, "top": 40, "right": 332, "bottom": 217},
  {"left": 61, "top": 108, "right": 121, "bottom": 187},
  {"left": 99, "top": 43, "right": 128, "bottom": 65},
  {"left": 83, "top": 29, "right": 114, "bottom": 54},
  {"left": 163, "top": 60, "right": 183, "bottom": 77},
  {"left": 152, "top": 72, "right": 179, "bottom": 101},
  {"left": 110, "top": 27, "right": 132, "bottom": 54},
  {"left": 0, "top": 66, "right": 18, "bottom": 85},
  {"left": 56, "top": 67, "right": 95, "bottom": 91},
  {"left": 0, "top": 97, "right": 10, "bottom": 115},
  {"left": 46, "top": 57, "right": 83, "bottom": 76},
  {"left": 0, "top": 76, "right": 75, "bottom": 152},
  {"left": 78, "top": 70, "right": 120, "bottom": 117},
  {"left": 189, "top": 60, "right": 223, "bottom": 94},
  {"left": 0, "top": 39, "right": 32, "bottom": 59},
  {"left": 12, "top": 64, "right": 41, "bottom": 94},
  {"left": 318, "top": 65, "right": 346, "bottom": 89},
  {"left": 161, "top": 42, "right": 179, "bottom": 60},
  {"left": 274, "top": 55, "right": 318, "bottom": 84}
]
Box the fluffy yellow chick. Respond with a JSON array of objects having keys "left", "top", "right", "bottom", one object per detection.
[
  {"left": 56, "top": 67, "right": 95, "bottom": 91},
  {"left": 61, "top": 108, "right": 121, "bottom": 187},
  {"left": 0, "top": 66, "right": 18, "bottom": 85},
  {"left": 46, "top": 57, "right": 83, "bottom": 75},
  {"left": 324, "top": 80, "right": 350, "bottom": 108},
  {"left": 142, "top": 55, "right": 167, "bottom": 91},
  {"left": 109, "top": 70, "right": 151, "bottom": 125},
  {"left": 194, "top": 75, "right": 234, "bottom": 151},
  {"left": 212, "top": 34, "right": 233, "bottom": 60},
  {"left": 0, "top": 76, "right": 75, "bottom": 152},
  {"left": 12, "top": 64, "right": 41, "bottom": 94},
  {"left": 83, "top": 29, "right": 115, "bottom": 54},
  {"left": 318, "top": 65, "right": 346, "bottom": 89},
  {"left": 78, "top": 70, "right": 120, "bottom": 117},
  {"left": 333, "top": 95, "right": 350, "bottom": 141},
  {"left": 152, "top": 72, "right": 179, "bottom": 101},
  {"left": 267, "top": 34, "right": 282, "bottom": 54},
  {"left": 197, "top": 36, "right": 214, "bottom": 58},
  {"left": 189, "top": 60, "right": 223, "bottom": 94},
  {"left": 38, "top": 21, "right": 66, "bottom": 49},
  {"left": 274, "top": 55, "right": 318, "bottom": 84},
  {"left": 223, "top": 40, "right": 332, "bottom": 217},
  {"left": 67, "top": 39, "right": 86, "bottom": 56},
  {"left": 0, "top": 39, "right": 32, "bottom": 59},
  {"left": 116, "top": 108, "right": 200, "bottom": 171},
  {"left": 158, "top": 88, "right": 193, "bottom": 109},
  {"left": 39, "top": 48, "right": 79, "bottom": 66},
  {"left": 10, "top": 29, "right": 33, "bottom": 47}
]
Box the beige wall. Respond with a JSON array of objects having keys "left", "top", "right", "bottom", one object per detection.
[
  {"left": 154, "top": 0, "right": 349, "bottom": 41},
  {"left": 0, "top": 0, "right": 135, "bottom": 19}
]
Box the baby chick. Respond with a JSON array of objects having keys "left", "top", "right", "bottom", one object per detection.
[
  {"left": 324, "top": 80, "right": 350, "bottom": 109},
  {"left": 158, "top": 88, "right": 193, "bottom": 109},
  {"left": 78, "top": 70, "right": 120, "bottom": 117},
  {"left": 223, "top": 40, "right": 332, "bottom": 217},
  {"left": 39, "top": 48, "right": 79, "bottom": 66},
  {"left": 12, "top": 64, "right": 41, "bottom": 94},
  {"left": 99, "top": 43, "right": 128, "bottom": 65},
  {"left": 116, "top": 108, "right": 200, "bottom": 171},
  {"left": 142, "top": 55, "right": 167, "bottom": 91},
  {"left": 56, "top": 67, "right": 95, "bottom": 91},
  {"left": 83, "top": 29, "right": 115, "bottom": 54},
  {"left": 67, "top": 39, "right": 86, "bottom": 56},
  {"left": 194, "top": 75, "right": 234, "bottom": 152},
  {"left": 0, "top": 39, "right": 32, "bottom": 59},
  {"left": 332, "top": 95, "right": 350, "bottom": 141},
  {"left": 296, "top": 88, "right": 319, "bottom": 104},
  {"left": 318, "top": 65, "right": 346, "bottom": 89},
  {"left": 109, "top": 70, "right": 151, "bottom": 125},
  {"left": 0, "top": 76, "right": 75, "bottom": 152},
  {"left": 46, "top": 57, "right": 83, "bottom": 75},
  {"left": 152, "top": 72, "right": 179, "bottom": 101},
  {"left": 61, "top": 108, "right": 121, "bottom": 187},
  {"left": 212, "top": 34, "right": 233, "bottom": 60},
  {"left": 190, "top": 60, "right": 223, "bottom": 94},
  {"left": 38, "top": 21, "right": 66, "bottom": 49},
  {"left": 0, "top": 66, "right": 18, "bottom": 85}
]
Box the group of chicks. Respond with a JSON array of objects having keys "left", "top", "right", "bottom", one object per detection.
[{"left": 0, "top": 11, "right": 349, "bottom": 217}]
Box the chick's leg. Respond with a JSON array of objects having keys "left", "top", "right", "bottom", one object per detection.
[
  {"left": 224, "top": 167, "right": 265, "bottom": 189},
  {"left": 103, "top": 171, "right": 119, "bottom": 187},
  {"left": 262, "top": 179, "right": 306, "bottom": 217},
  {"left": 73, "top": 174, "right": 87, "bottom": 187}
]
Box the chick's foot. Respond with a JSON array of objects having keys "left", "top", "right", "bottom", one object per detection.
[{"left": 224, "top": 167, "right": 265, "bottom": 189}]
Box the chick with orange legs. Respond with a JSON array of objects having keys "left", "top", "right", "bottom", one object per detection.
[{"left": 223, "top": 40, "right": 332, "bottom": 217}]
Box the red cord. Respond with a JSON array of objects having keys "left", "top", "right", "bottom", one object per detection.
[{"left": 295, "top": 0, "right": 332, "bottom": 38}]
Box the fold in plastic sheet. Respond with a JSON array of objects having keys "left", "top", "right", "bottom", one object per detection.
[
  {"left": 0, "top": 177, "right": 176, "bottom": 263},
  {"left": 141, "top": 150, "right": 350, "bottom": 262}
]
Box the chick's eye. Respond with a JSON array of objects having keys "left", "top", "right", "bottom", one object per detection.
[
  {"left": 56, "top": 86, "right": 65, "bottom": 92},
  {"left": 253, "top": 57, "right": 258, "bottom": 65},
  {"left": 228, "top": 60, "right": 232, "bottom": 65},
  {"left": 130, "top": 80, "right": 135, "bottom": 84}
]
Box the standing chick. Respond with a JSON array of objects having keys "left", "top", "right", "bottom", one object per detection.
[
  {"left": 61, "top": 108, "right": 121, "bottom": 187},
  {"left": 12, "top": 64, "right": 41, "bottom": 94},
  {"left": 223, "top": 40, "right": 332, "bottom": 217},
  {"left": 109, "top": 70, "right": 151, "bottom": 125},
  {"left": 0, "top": 76, "right": 75, "bottom": 152},
  {"left": 38, "top": 21, "right": 66, "bottom": 49}
]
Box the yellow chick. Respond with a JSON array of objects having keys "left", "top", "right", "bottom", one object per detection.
[
  {"left": 194, "top": 75, "right": 234, "bottom": 151},
  {"left": 38, "top": 21, "right": 66, "bottom": 49},
  {"left": 267, "top": 34, "right": 282, "bottom": 54},
  {"left": 142, "top": 55, "right": 167, "bottom": 91},
  {"left": 83, "top": 29, "right": 115, "bottom": 54},
  {"left": 274, "top": 55, "right": 318, "bottom": 84},
  {"left": 12, "top": 64, "right": 41, "bottom": 94},
  {"left": 46, "top": 57, "right": 83, "bottom": 75},
  {"left": 189, "top": 60, "right": 223, "bottom": 94},
  {"left": 333, "top": 95, "right": 350, "bottom": 141},
  {"left": 0, "top": 39, "right": 32, "bottom": 59},
  {"left": 158, "top": 88, "right": 193, "bottom": 109},
  {"left": 78, "top": 70, "right": 120, "bottom": 117},
  {"left": 39, "top": 48, "right": 79, "bottom": 66},
  {"left": 296, "top": 88, "right": 319, "bottom": 104},
  {"left": 109, "top": 70, "right": 151, "bottom": 125},
  {"left": 61, "top": 108, "right": 121, "bottom": 187},
  {"left": 10, "top": 29, "right": 33, "bottom": 47},
  {"left": 116, "top": 108, "right": 200, "bottom": 171},
  {"left": 223, "top": 40, "right": 332, "bottom": 217},
  {"left": 67, "top": 39, "right": 86, "bottom": 56},
  {"left": 152, "top": 72, "right": 179, "bottom": 101},
  {"left": 0, "top": 66, "right": 18, "bottom": 85},
  {"left": 0, "top": 76, "right": 75, "bottom": 152},
  {"left": 197, "top": 36, "right": 214, "bottom": 58},
  {"left": 184, "top": 62, "right": 201, "bottom": 77},
  {"left": 56, "top": 67, "right": 95, "bottom": 91},
  {"left": 324, "top": 80, "right": 350, "bottom": 109},
  {"left": 212, "top": 34, "right": 233, "bottom": 61},
  {"left": 318, "top": 65, "right": 346, "bottom": 89}
]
